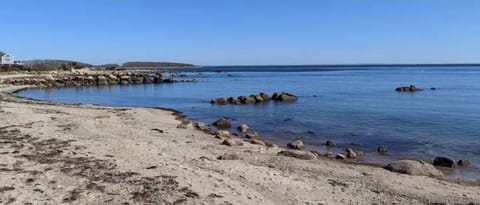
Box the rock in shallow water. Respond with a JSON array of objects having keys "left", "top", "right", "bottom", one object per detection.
[
  {"left": 213, "top": 118, "right": 232, "bottom": 129},
  {"left": 238, "top": 124, "right": 249, "bottom": 133},
  {"left": 385, "top": 160, "right": 443, "bottom": 177},
  {"left": 433, "top": 156, "right": 455, "bottom": 168},
  {"left": 377, "top": 145, "right": 388, "bottom": 154}
]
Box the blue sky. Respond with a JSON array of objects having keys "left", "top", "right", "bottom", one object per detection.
[{"left": 1, "top": 0, "right": 479, "bottom": 65}]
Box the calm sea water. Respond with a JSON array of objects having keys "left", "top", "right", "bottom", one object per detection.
[{"left": 17, "top": 66, "right": 480, "bottom": 181}]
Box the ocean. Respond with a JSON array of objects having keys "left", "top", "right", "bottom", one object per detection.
[{"left": 16, "top": 66, "right": 480, "bottom": 181}]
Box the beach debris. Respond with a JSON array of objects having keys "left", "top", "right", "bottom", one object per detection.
[
  {"left": 326, "top": 140, "right": 336, "bottom": 147},
  {"left": 212, "top": 118, "right": 232, "bottom": 129},
  {"left": 377, "top": 145, "right": 388, "bottom": 154},
  {"left": 457, "top": 159, "right": 470, "bottom": 167},
  {"left": 215, "top": 130, "right": 231, "bottom": 138},
  {"left": 245, "top": 132, "right": 260, "bottom": 139},
  {"left": 385, "top": 160, "right": 443, "bottom": 177},
  {"left": 395, "top": 85, "right": 423, "bottom": 92},
  {"left": 221, "top": 139, "right": 243, "bottom": 146},
  {"left": 278, "top": 150, "right": 317, "bottom": 160},
  {"left": 433, "top": 156, "right": 455, "bottom": 168},
  {"left": 217, "top": 153, "right": 241, "bottom": 160},
  {"left": 272, "top": 92, "right": 298, "bottom": 102},
  {"left": 287, "top": 140, "right": 304, "bottom": 150},
  {"left": 237, "top": 124, "right": 250, "bottom": 133},
  {"left": 336, "top": 154, "right": 347, "bottom": 160}
]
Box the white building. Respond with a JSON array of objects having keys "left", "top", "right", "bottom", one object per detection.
[{"left": 0, "top": 53, "right": 15, "bottom": 65}]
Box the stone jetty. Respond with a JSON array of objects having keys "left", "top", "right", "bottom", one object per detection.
[{"left": 0, "top": 71, "right": 196, "bottom": 88}]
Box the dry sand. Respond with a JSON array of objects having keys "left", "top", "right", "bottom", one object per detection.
[{"left": 0, "top": 84, "right": 479, "bottom": 205}]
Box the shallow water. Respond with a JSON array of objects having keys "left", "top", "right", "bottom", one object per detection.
[{"left": 17, "top": 66, "right": 480, "bottom": 181}]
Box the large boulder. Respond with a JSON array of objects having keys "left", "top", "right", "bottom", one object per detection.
[
  {"left": 433, "top": 156, "right": 455, "bottom": 168},
  {"left": 212, "top": 118, "right": 232, "bottom": 129},
  {"left": 273, "top": 92, "right": 298, "bottom": 102},
  {"left": 227, "top": 97, "right": 240, "bottom": 104},
  {"left": 287, "top": 140, "right": 304, "bottom": 150},
  {"left": 243, "top": 96, "right": 257, "bottom": 104},
  {"left": 253, "top": 95, "right": 264, "bottom": 103},
  {"left": 259, "top": 93, "right": 270, "bottom": 101},
  {"left": 385, "top": 160, "right": 443, "bottom": 177}
]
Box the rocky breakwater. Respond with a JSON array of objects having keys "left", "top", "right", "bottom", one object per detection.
[
  {"left": 210, "top": 92, "right": 298, "bottom": 105},
  {"left": 0, "top": 71, "right": 197, "bottom": 88}
]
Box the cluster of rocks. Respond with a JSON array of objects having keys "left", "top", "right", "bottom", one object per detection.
[
  {"left": 210, "top": 92, "right": 298, "bottom": 105},
  {"left": 189, "top": 117, "right": 471, "bottom": 178},
  {"left": 395, "top": 85, "right": 422, "bottom": 92},
  {"left": 0, "top": 71, "right": 197, "bottom": 88}
]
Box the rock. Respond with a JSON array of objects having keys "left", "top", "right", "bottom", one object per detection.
[
  {"left": 259, "top": 92, "right": 270, "bottom": 101},
  {"left": 253, "top": 95, "right": 264, "bottom": 103},
  {"left": 237, "top": 124, "right": 249, "bottom": 133},
  {"left": 245, "top": 132, "right": 260, "bottom": 139},
  {"left": 395, "top": 85, "right": 423, "bottom": 92},
  {"left": 457, "top": 159, "right": 470, "bottom": 167},
  {"left": 248, "top": 139, "right": 266, "bottom": 146},
  {"left": 177, "top": 121, "right": 192, "bottom": 129},
  {"left": 433, "top": 156, "right": 455, "bottom": 168},
  {"left": 430, "top": 87, "right": 436, "bottom": 90},
  {"left": 326, "top": 140, "right": 336, "bottom": 147},
  {"left": 385, "top": 160, "right": 443, "bottom": 177},
  {"left": 211, "top": 98, "right": 228, "bottom": 105},
  {"left": 243, "top": 96, "right": 256, "bottom": 104},
  {"left": 213, "top": 118, "right": 231, "bottom": 129},
  {"left": 346, "top": 148, "right": 357, "bottom": 158},
  {"left": 215, "top": 130, "right": 231, "bottom": 138},
  {"left": 377, "top": 145, "right": 388, "bottom": 154},
  {"left": 277, "top": 150, "right": 316, "bottom": 160},
  {"left": 217, "top": 153, "right": 240, "bottom": 160},
  {"left": 227, "top": 97, "right": 240, "bottom": 104},
  {"left": 194, "top": 122, "right": 207, "bottom": 131},
  {"left": 336, "top": 154, "right": 347, "bottom": 160},
  {"left": 287, "top": 140, "right": 304, "bottom": 150},
  {"left": 273, "top": 92, "right": 298, "bottom": 102},
  {"left": 222, "top": 139, "right": 243, "bottom": 146}
]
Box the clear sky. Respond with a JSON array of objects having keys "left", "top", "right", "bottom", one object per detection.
[{"left": 1, "top": 0, "right": 479, "bottom": 65}]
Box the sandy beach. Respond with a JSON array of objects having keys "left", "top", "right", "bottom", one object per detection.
[{"left": 0, "top": 82, "right": 478, "bottom": 205}]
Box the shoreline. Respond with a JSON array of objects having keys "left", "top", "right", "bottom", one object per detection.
[
  {"left": 1, "top": 75, "right": 480, "bottom": 204},
  {"left": 13, "top": 84, "right": 480, "bottom": 182}
]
